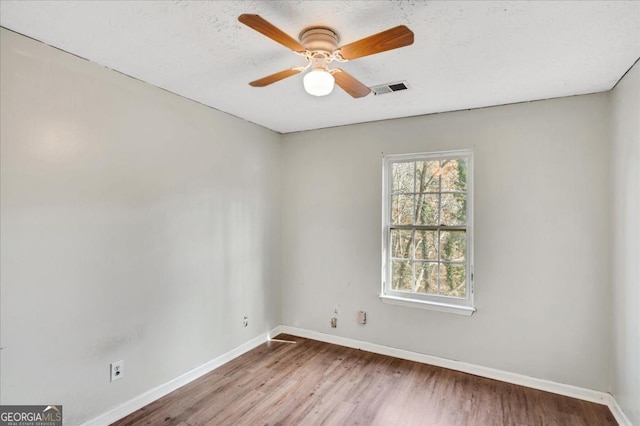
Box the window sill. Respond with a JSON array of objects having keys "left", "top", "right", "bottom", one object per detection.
[{"left": 379, "top": 294, "right": 476, "bottom": 316}]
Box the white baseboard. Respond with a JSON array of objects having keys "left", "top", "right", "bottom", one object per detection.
[
  {"left": 608, "top": 395, "right": 633, "bottom": 426},
  {"left": 81, "top": 326, "right": 282, "bottom": 426},
  {"left": 279, "top": 326, "right": 632, "bottom": 424}
]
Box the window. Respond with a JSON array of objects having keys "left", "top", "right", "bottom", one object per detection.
[{"left": 381, "top": 150, "right": 475, "bottom": 315}]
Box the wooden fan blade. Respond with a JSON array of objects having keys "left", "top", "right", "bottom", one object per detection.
[
  {"left": 337, "top": 25, "right": 414, "bottom": 60},
  {"left": 332, "top": 69, "right": 371, "bottom": 98},
  {"left": 249, "top": 68, "right": 302, "bottom": 87},
  {"left": 238, "top": 14, "right": 306, "bottom": 53}
]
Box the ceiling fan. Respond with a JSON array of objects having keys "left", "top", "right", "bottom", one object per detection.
[{"left": 238, "top": 14, "right": 414, "bottom": 98}]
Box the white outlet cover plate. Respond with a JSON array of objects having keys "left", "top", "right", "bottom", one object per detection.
[{"left": 110, "top": 360, "right": 124, "bottom": 382}]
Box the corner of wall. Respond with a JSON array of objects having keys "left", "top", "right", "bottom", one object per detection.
[{"left": 609, "top": 58, "right": 640, "bottom": 426}]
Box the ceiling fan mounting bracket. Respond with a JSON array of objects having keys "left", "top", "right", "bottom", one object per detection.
[{"left": 299, "top": 27, "right": 339, "bottom": 53}]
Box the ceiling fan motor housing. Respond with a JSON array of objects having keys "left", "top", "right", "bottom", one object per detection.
[{"left": 299, "top": 27, "right": 339, "bottom": 53}]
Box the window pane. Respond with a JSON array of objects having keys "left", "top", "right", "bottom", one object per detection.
[
  {"left": 439, "top": 263, "right": 466, "bottom": 297},
  {"left": 416, "top": 161, "right": 440, "bottom": 192},
  {"left": 391, "top": 194, "right": 414, "bottom": 225},
  {"left": 415, "top": 230, "right": 437, "bottom": 260},
  {"left": 415, "top": 194, "right": 439, "bottom": 225},
  {"left": 439, "top": 231, "right": 466, "bottom": 262},
  {"left": 390, "top": 229, "right": 412, "bottom": 259},
  {"left": 440, "top": 159, "right": 467, "bottom": 191},
  {"left": 415, "top": 262, "right": 438, "bottom": 294},
  {"left": 440, "top": 193, "right": 466, "bottom": 225},
  {"left": 384, "top": 152, "right": 472, "bottom": 306},
  {"left": 392, "top": 162, "right": 414, "bottom": 193},
  {"left": 391, "top": 260, "right": 413, "bottom": 291}
]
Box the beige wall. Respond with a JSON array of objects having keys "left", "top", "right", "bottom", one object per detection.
[
  {"left": 281, "top": 93, "right": 612, "bottom": 392},
  {"left": 611, "top": 61, "right": 640, "bottom": 425},
  {"left": 0, "top": 28, "right": 282, "bottom": 425}
]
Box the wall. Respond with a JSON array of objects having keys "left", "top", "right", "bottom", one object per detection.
[
  {"left": 0, "top": 29, "right": 281, "bottom": 425},
  {"left": 611, "top": 61, "right": 640, "bottom": 425},
  {"left": 281, "top": 93, "right": 612, "bottom": 392}
]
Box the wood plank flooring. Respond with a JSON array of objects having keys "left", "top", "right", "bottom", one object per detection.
[{"left": 113, "top": 334, "right": 617, "bottom": 425}]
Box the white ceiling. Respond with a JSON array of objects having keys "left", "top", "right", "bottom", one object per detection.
[{"left": 1, "top": 1, "right": 639, "bottom": 134}]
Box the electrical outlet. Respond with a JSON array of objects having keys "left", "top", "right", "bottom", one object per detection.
[
  {"left": 330, "top": 317, "right": 337, "bottom": 328},
  {"left": 110, "top": 360, "right": 124, "bottom": 382},
  {"left": 243, "top": 316, "right": 248, "bottom": 327}
]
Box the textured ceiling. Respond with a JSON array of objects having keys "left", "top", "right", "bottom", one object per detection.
[{"left": 1, "top": 1, "right": 639, "bottom": 133}]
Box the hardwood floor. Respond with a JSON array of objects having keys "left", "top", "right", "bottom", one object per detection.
[{"left": 113, "top": 334, "right": 617, "bottom": 425}]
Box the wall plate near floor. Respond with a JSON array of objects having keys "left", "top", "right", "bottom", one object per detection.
[
  {"left": 110, "top": 360, "right": 124, "bottom": 382},
  {"left": 330, "top": 317, "right": 337, "bottom": 328}
]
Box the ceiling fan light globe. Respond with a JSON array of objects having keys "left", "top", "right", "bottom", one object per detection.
[{"left": 303, "top": 69, "right": 335, "bottom": 96}]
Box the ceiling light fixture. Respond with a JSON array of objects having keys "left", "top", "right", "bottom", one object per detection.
[
  {"left": 239, "top": 15, "right": 414, "bottom": 99},
  {"left": 303, "top": 68, "right": 335, "bottom": 96}
]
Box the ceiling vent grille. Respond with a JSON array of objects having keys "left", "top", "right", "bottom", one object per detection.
[{"left": 371, "top": 81, "right": 409, "bottom": 95}]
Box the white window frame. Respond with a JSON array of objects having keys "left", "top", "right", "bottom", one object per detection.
[{"left": 380, "top": 150, "right": 475, "bottom": 316}]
